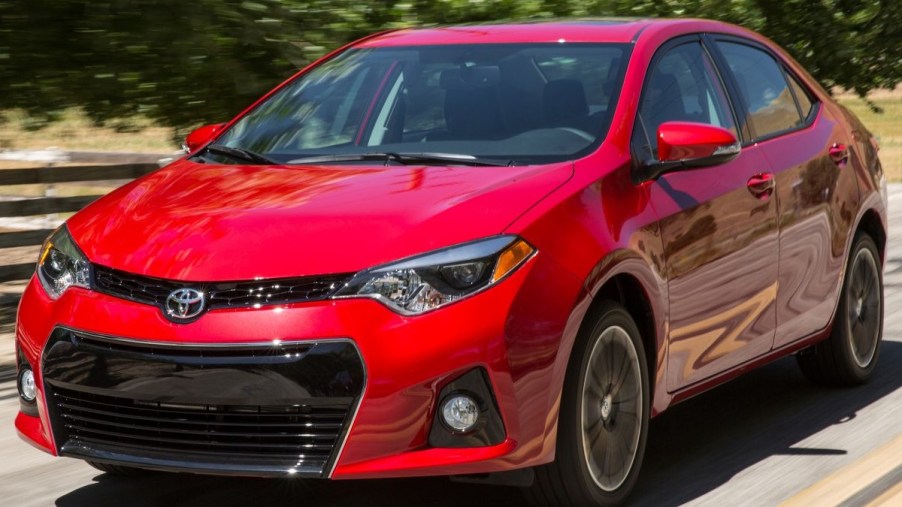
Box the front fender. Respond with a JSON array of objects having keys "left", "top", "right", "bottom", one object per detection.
[{"left": 506, "top": 158, "right": 671, "bottom": 465}]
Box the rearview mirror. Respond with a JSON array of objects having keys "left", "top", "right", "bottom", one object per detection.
[
  {"left": 635, "top": 121, "right": 741, "bottom": 182},
  {"left": 183, "top": 123, "right": 225, "bottom": 153},
  {"left": 440, "top": 65, "right": 502, "bottom": 89}
]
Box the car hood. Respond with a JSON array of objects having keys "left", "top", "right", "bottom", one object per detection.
[{"left": 67, "top": 159, "right": 572, "bottom": 281}]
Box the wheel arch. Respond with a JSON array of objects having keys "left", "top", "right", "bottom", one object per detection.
[
  {"left": 553, "top": 252, "right": 670, "bottom": 423},
  {"left": 856, "top": 207, "right": 887, "bottom": 263},
  {"left": 585, "top": 273, "right": 658, "bottom": 403}
]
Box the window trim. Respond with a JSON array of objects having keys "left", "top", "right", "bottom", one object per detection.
[{"left": 704, "top": 34, "right": 821, "bottom": 146}]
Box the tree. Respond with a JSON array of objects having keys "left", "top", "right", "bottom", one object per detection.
[{"left": 0, "top": 0, "right": 898, "bottom": 134}]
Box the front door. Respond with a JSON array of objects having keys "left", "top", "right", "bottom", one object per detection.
[{"left": 632, "top": 39, "right": 780, "bottom": 391}]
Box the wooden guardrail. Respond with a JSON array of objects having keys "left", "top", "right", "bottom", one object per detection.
[{"left": 0, "top": 162, "right": 161, "bottom": 284}]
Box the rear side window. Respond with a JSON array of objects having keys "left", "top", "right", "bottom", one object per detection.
[{"left": 716, "top": 42, "right": 803, "bottom": 138}]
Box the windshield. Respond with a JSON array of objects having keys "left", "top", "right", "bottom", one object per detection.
[{"left": 213, "top": 43, "right": 628, "bottom": 165}]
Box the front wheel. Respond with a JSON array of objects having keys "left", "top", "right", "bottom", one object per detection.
[
  {"left": 527, "top": 302, "right": 649, "bottom": 507},
  {"left": 797, "top": 233, "right": 883, "bottom": 385}
]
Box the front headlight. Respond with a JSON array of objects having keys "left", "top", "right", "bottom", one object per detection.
[
  {"left": 333, "top": 236, "right": 535, "bottom": 315},
  {"left": 37, "top": 226, "right": 91, "bottom": 299}
]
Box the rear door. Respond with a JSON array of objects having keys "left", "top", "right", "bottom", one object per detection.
[
  {"left": 709, "top": 37, "right": 859, "bottom": 349},
  {"left": 633, "top": 37, "right": 780, "bottom": 392}
]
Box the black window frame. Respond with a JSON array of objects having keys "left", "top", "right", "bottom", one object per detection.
[
  {"left": 783, "top": 67, "right": 817, "bottom": 124},
  {"left": 703, "top": 34, "right": 821, "bottom": 146}
]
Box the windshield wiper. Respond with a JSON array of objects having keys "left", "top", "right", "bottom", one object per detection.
[
  {"left": 199, "top": 144, "right": 282, "bottom": 165},
  {"left": 287, "top": 152, "right": 514, "bottom": 167}
]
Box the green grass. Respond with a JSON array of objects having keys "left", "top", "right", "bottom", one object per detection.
[{"left": 836, "top": 91, "right": 901, "bottom": 182}]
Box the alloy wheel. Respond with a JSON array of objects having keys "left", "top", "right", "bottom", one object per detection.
[
  {"left": 846, "top": 246, "right": 881, "bottom": 368},
  {"left": 580, "top": 325, "right": 643, "bottom": 492}
]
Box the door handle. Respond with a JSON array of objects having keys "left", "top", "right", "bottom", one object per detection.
[
  {"left": 747, "top": 173, "right": 775, "bottom": 199},
  {"left": 829, "top": 142, "right": 849, "bottom": 166}
]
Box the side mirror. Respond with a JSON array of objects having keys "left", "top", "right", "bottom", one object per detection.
[
  {"left": 183, "top": 123, "right": 225, "bottom": 153},
  {"left": 635, "top": 121, "right": 741, "bottom": 182}
]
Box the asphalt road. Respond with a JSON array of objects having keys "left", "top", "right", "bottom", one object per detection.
[{"left": 1, "top": 185, "right": 900, "bottom": 507}]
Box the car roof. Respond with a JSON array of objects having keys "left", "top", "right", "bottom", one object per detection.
[{"left": 355, "top": 18, "right": 747, "bottom": 47}]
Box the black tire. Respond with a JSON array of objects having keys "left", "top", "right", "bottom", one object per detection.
[
  {"left": 797, "top": 233, "right": 883, "bottom": 386},
  {"left": 526, "top": 301, "right": 650, "bottom": 507},
  {"left": 87, "top": 461, "right": 154, "bottom": 476}
]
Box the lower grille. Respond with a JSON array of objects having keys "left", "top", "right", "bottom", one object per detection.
[
  {"left": 42, "top": 328, "right": 365, "bottom": 477},
  {"left": 53, "top": 387, "right": 346, "bottom": 471}
]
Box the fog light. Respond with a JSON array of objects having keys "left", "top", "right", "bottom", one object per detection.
[
  {"left": 442, "top": 394, "right": 480, "bottom": 433},
  {"left": 19, "top": 369, "right": 36, "bottom": 402}
]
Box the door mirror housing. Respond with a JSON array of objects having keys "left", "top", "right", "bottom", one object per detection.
[
  {"left": 183, "top": 123, "right": 225, "bottom": 153},
  {"left": 634, "top": 121, "right": 741, "bottom": 183},
  {"left": 658, "top": 121, "right": 740, "bottom": 165}
]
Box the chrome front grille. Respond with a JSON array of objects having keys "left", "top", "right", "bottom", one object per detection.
[{"left": 92, "top": 264, "right": 353, "bottom": 311}]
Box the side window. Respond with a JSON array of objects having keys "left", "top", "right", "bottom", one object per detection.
[
  {"left": 786, "top": 71, "right": 814, "bottom": 120},
  {"left": 632, "top": 42, "right": 736, "bottom": 162},
  {"left": 716, "top": 42, "right": 803, "bottom": 138}
]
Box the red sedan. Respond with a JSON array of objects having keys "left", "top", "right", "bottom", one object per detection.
[{"left": 15, "top": 18, "right": 886, "bottom": 506}]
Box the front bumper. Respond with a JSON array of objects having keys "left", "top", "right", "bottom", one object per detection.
[{"left": 15, "top": 253, "right": 585, "bottom": 479}]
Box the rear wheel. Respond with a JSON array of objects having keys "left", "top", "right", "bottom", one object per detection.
[
  {"left": 527, "top": 302, "right": 649, "bottom": 507},
  {"left": 797, "top": 233, "right": 883, "bottom": 385}
]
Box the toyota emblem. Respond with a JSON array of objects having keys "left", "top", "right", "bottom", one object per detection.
[{"left": 165, "top": 288, "right": 205, "bottom": 321}]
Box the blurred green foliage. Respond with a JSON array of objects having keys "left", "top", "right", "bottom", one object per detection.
[{"left": 0, "top": 0, "right": 898, "bottom": 136}]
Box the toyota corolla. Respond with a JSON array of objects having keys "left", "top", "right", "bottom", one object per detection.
[{"left": 14, "top": 18, "right": 886, "bottom": 506}]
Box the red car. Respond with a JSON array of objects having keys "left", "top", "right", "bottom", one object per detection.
[{"left": 15, "top": 18, "right": 886, "bottom": 506}]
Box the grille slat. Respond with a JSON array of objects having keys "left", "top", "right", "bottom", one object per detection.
[
  {"left": 92, "top": 264, "right": 353, "bottom": 313},
  {"left": 58, "top": 387, "right": 348, "bottom": 417},
  {"left": 73, "top": 334, "right": 316, "bottom": 360},
  {"left": 70, "top": 437, "right": 330, "bottom": 463},
  {"left": 61, "top": 413, "right": 340, "bottom": 440},
  {"left": 57, "top": 400, "right": 345, "bottom": 427},
  {"left": 63, "top": 423, "right": 336, "bottom": 451}
]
